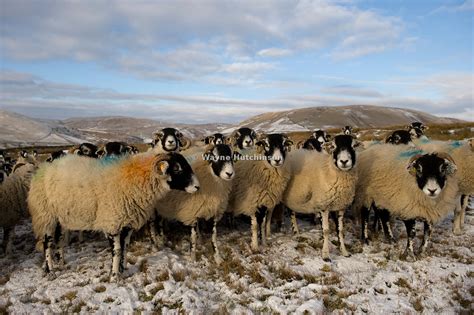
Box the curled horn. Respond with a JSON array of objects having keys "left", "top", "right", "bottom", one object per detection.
[
  {"left": 179, "top": 137, "right": 192, "bottom": 151},
  {"left": 435, "top": 152, "right": 455, "bottom": 165},
  {"left": 407, "top": 154, "right": 423, "bottom": 166},
  {"left": 296, "top": 140, "right": 305, "bottom": 149}
]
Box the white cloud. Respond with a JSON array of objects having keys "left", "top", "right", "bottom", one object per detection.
[{"left": 257, "top": 48, "right": 293, "bottom": 57}]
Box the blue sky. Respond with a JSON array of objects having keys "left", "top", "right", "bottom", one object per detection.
[{"left": 0, "top": 0, "right": 472, "bottom": 123}]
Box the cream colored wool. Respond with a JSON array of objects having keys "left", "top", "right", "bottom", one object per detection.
[
  {"left": 283, "top": 150, "right": 358, "bottom": 214},
  {"left": 353, "top": 144, "right": 459, "bottom": 224},
  {"left": 0, "top": 163, "right": 37, "bottom": 229},
  {"left": 228, "top": 157, "right": 291, "bottom": 217},
  {"left": 28, "top": 153, "right": 172, "bottom": 240},
  {"left": 156, "top": 158, "right": 233, "bottom": 226}
]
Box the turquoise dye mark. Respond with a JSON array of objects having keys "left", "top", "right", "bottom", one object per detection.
[
  {"left": 418, "top": 136, "right": 431, "bottom": 144},
  {"left": 99, "top": 156, "right": 122, "bottom": 166},
  {"left": 398, "top": 149, "right": 424, "bottom": 159},
  {"left": 450, "top": 141, "right": 463, "bottom": 149}
]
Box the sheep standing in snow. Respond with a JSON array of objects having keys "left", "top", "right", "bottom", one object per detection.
[
  {"left": 415, "top": 139, "right": 474, "bottom": 235},
  {"left": 153, "top": 144, "right": 236, "bottom": 263},
  {"left": 227, "top": 133, "right": 293, "bottom": 251},
  {"left": 0, "top": 159, "right": 37, "bottom": 255},
  {"left": 28, "top": 152, "right": 199, "bottom": 280},
  {"left": 283, "top": 134, "right": 361, "bottom": 261},
  {"left": 354, "top": 144, "right": 459, "bottom": 260}
]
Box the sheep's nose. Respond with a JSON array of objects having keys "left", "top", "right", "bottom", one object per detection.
[
  {"left": 428, "top": 188, "right": 437, "bottom": 195},
  {"left": 340, "top": 159, "right": 349, "bottom": 166},
  {"left": 194, "top": 185, "right": 200, "bottom": 191},
  {"left": 226, "top": 172, "right": 233, "bottom": 177},
  {"left": 168, "top": 140, "right": 175, "bottom": 144},
  {"left": 245, "top": 140, "right": 252, "bottom": 145}
]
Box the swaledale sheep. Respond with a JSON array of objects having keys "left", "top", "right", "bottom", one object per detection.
[
  {"left": 97, "top": 141, "right": 139, "bottom": 158},
  {"left": 152, "top": 127, "right": 191, "bottom": 153},
  {"left": 386, "top": 130, "right": 414, "bottom": 145},
  {"left": 229, "top": 127, "right": 258, "bottom": 150},
  {"left": 28, "top": 152, "right": 200, "bottom": 280},
  {"left": 153, "top": 144, "right": 236, "bottom": 263},
  {"left": 354, "top": 144, "right": 459, "bottom": 260},
  {"left": 69, "top": 143, "right": 99, "bottom": 158},
  {"left": 228, "top": 133, "right": 293, "bottom": 251},
  {"left": 0, "top": 161, "right": 37, "bottom": 255},
  {"left": 202, "top": 133, "right": 226, "bottom": 146},
  {"left": 297, "top": 129, "right": 331, "bottom": 152},
  {"left": 283, "top": 134, "right": 361, "bottom": 261},
  {"left": 415, "top": 139, "right": 474, "bottom": 235}
]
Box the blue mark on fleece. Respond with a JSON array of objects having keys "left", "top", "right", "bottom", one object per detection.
[
  {"left": 99, "top": 156, "right": 122, "bottom": 166},
  {"left": 398, "top": 149, "right": 424, "bottom": 159},
  {"left": 450, "top": 141, "right": 463, "bottom": 149},
  {"left": 418, "top": 136, "right": 431, "bottom": 144}
]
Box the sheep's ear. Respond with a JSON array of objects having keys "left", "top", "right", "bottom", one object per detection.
[
  {"left": 284, "top": 139, "right": 293, "bottom": 152},
  {"left": 32, "top": 150, "right": 38, "bottom": 157},
  {"left": 231, "top": 130, "right": 241, "bottom": 139},
  {"left": 204, "top": 146, "right": 215, "bottom": 163},
  {"left": 96, "top": 149, "right": 105, "bottom": 158},
  {"left": 323, "top": 142, "right": 336, "bottom": 154},
  {"left": 233, "top": 151, "right": 242, "bottom": 162},
  {"left": 352, "top": 139, "right": 363, "bottom": 150},
  {"left": 296, "top": 140, "right": 304, "bottom": 149},
  {"left": 255, "top": 140, "right": 265, "bottom": 154},
  {"left": 407, "top": 154, "right": 423, "bottom": 176},
  {"left": 155, "top": 160, "right": 170, "bottom": 176},
  {"left": 385, "top": 135, "right": 393, "bottom": 143},
  {"left": 154, "top": 131, "right": 164, "bottom": 140},
  {"left": 436, "top": 152, "right": 457, "bottom": 175},
  {"left": 175, "top": 130, "right": 184, "bottom": 139},
  {"left": 326, "top": 134, "right": 332, "bottom": 141}
]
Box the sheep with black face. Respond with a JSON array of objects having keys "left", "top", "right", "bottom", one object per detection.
[
  {"left": 354, "top": 144, "right": 458, "bottom": 260},
  {"left": 28, "top": 152, "right": 199, "bottom": 280},
  {"left": 408, "top": 121, "right": 427, "bottom": 139},
  {"left": 97, "top": 141, "right": 139, "bottom": 158},
  {"left": 298, "top": 129, "right": 331, "bottom": 152},
  {"left": 153, "top": 144, "right": 236, "bottom": 263},
  {"left": 202, "top": 133, "right": 226, "bottom": 146},
  {"left": 229, "top": 127, "right": 258, "bottom": 151},
  {"left": 386, "top": 130, "right": 414, "bottom": 145},
  {"left": 152, "top": 128, "right": 191, "bottom": 153},
  {"left": 227, "top": 134, "right": 293, "bottom": 251},
  {"left": 283, "top": 134, "right": 361, "bottom": 261}
]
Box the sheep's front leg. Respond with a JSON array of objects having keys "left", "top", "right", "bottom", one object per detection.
[
  {"left": 256, "top": 206, "right": 267, "bottom": 247},
  {"left": 120, "top": 227, "right": 132, "bottom": 271},
  {"left": 360, "top": 206, "right": 370, "bottom": 245},
  {"left": 107, "top": 233, "right": 121, "bottom": 281},
  {"left": 3, "top": 227, "right": 13, "bottom": 256},
  {"left": 190, "top": 224, "right": 197, "bottom": 261},
  {"left": 321, "top": 210, "right": 331, "bottom": 262},
  {"left": 212, "top": 217, "right": 223, "bottom": 264},
  {"left": 291, "top": 211, "right": 299, "bottom": 235},
  {"left": 265, "top": 206, "right": 273, "bottom": 238},
  {"left": 250, "top": 214, "right": 259, "bottom": 252},
  {"left": 337, "top": 210, "right": 350, "bottom": 257},
  {"left": 418, "top": 221, "right": 432, "bottom": 256},
  {"left": 401, "top": 219, "right": 416, "bottom": 261},
  {"left": 149, "top": 214, "right": 165, "bottom": 248}
]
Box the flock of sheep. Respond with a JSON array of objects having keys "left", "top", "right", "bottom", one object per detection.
[{"left": 0, "top": 122, "right": 472, "bottom": 282}]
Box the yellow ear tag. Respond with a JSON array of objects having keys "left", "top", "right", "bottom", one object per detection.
[{"left": 159, "top": 162, "right": 168, "bottom": 173}]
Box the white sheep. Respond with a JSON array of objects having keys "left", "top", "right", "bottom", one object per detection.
[
  {"left": 353, "top": 144, "right": 459, "bottom": 260},
  {"left": 283, "top": 134, "right": 361, "bottom": 261},
  {"left": 28, "top": 152, "right": 199, "bottom": 280},
  {"left": 153, "top": 144, "right": 236, "bottom": 263},
  {"left": 0, "top": 161, "right": 37, "bottom": 255},
  {"left": 414, "top": 139, "right": 473, "bottom": 234},
  {"left": 227, "top": 133, "right": 293, "bottom": 251}
]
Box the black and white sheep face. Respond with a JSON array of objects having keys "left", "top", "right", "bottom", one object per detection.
[
  {"left": 154, "top": 128, "right": 184, "bottom": 152},
  {"left": 256, "top": 134, "right": 293, "bottom": 168},
  {"left": 77, "top": 143, "right": 99, "bottom": 158},
  {"left": 46, "top": 150, "right": 66, "bottom": 163},
  {"left": 407, "top": 153, "right": 457, "bottom": 199},
  {"left": 386, "top": 130, "right": 413, "bottom": 145},
  {"left": 325, "top": 134, "right": 359, "bottom": 171},
  {"left": 205, "top": 144, "right": 235, "bottom": 180},
  {"left": 232, "top": 127, "right": 257, "bottom": 150},
  {"left": 204, "top": 133, "right": 226, "bottom": 146},
  {"left": 159, "top": 152, "right": 200, "bottom": 193},
  {"left": 312, "top": 129, "right": 331, "bottom": 146},
  {"left": 342, "top": 126, "right": 353, "bottom": 135},
  {"left": 98, "top": 142, "right": 137, "bottom": 158}
]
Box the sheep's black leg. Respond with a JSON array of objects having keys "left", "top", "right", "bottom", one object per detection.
[
  {"left": 53, "top": 223, "right": 66, "bottom": 266},
  {"left": 3, "top": 227, "right": 13, "bottom": 255},
  {"left": 107, "top": 233, "right": 121, "bottom": 280},
  {"left": 43, "top": 233, "right": 55, "bottom": 274},
  {"left": 360, "top": 206, "right": 370, "bottom": 245},
  {"left": 275, "top": 204, "right": 285, "bottom": 233},
  {"left": 418, "top": 221, "right": 432, "bottom": 255},
  {"left": 331, "top": 212, "right": 339, "bottom": 235},
  {"left": 290, "top": 210, "right": 299, "bottom": 235},
  {"left": 402, "top": 219, "right": 416, "bottom": 261},
  {"left": 256, "top": 206, "right": 267, "bottom": 247},
  {"left": 190, "top": 224, "right": 197, "bottom": 260},
  {"left": 212, "top": 217, "right": 223, "bottom": 264},
  {"left": 372, "top": 209, "right": 381, "bottom": 234},
  {"left": 337, "top": 210, "right": 350, "bottom": 257},
  {"left": 379, "top": 209, "right": 395, "bottom": 243},
  {"left": 119, "top": 227, "right": 132, "bottom": 272}
]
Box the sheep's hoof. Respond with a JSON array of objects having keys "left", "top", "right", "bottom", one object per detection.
[
  {"left": 400, "top": 251, "right": 416, "bottom": 262},
  {"left": 214, "top": 254, "right": 223, "bottom": 265},
  {"left": 43, "top": 270, "right": 57, "bottom": 280},
  {"left": 452, "top": 227, "right": 463, "bottom": 236},
  {"left": 109, "top": 273, "right": 121, "bottom": 283},
  {"left": 341, "top": 251, "right": 351, "bottom": 258},
  {"left": 190, "top": 252, "right": 197, "bottom": 262}
]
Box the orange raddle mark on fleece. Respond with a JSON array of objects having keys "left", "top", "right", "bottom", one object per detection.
[{"left": 120, "top": 155, "right": 156, "bottom": 185}]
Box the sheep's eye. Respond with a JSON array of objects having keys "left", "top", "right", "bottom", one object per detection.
[{"left": 173, "top": 164, "right": 182, "bottom": 173}]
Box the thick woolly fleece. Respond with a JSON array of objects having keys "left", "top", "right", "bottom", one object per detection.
[
  {"left": 28, "top": 153, "right": 172, "bottom": 240},
  {"left": 0, "top": 163, "right": 37, "bottom": 229},
  {"left": 228, "top": 158, "right": 291, "bottom": 217},
  {"left": 156, "top": 158, "right": 233, "bottom": 225},
  {"left": 283, "top": 150, "right": 358, "bottom": 214},
  {"left": 353, "top": 144, "right": 459, "bottom": 224}
]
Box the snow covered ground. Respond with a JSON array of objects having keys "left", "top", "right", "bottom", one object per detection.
[{"left": 0, "top": 205, "right": 472, "bottom": 313}]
